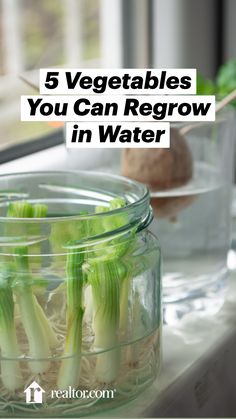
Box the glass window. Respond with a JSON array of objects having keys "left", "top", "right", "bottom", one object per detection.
[
  {"left": 0, "top": 1, "right": 4, "bottom": 76},
  {"left": 0, "top": 0, "right": 121, "bottom": 153},
  {"left": 21, "top": 1, "right": 65, "bottom": 70}
]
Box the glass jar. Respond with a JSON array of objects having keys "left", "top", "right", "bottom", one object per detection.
[
  {"left": 150, "top": 109, "right": 235, "bottom": 324},
  {"left": 0, "top": 171, "right": 161, "bottom": 417}
]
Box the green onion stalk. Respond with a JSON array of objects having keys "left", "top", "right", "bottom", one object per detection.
[
  {"left": 57, "top": 250, "right": 85, "bottom": 390},
  {"left": 0, "top": 267, "right": 22, "bottom": 391},
  {"left": 84, "top": 198, "right": 136, "bottom": 383},
  {"left": 95, "top": 198, "right": 135, "bottom": 336},
  {"left": 8, "top": 201, "right": 57, "bottom": 375},
  {"left": 84, "top": 259, "right": 122, "bottom": 384},
  {"left": 14, "top": 248, "right": 51, "bottom": 373},
  {"left": 56, "top": 212, "right": 90, "bottom": 390}
]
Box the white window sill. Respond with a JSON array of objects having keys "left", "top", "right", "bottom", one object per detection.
[
  {"left": 0, "top": 145, "right": 71, "bottom": 174},
  {"left": 0, "top": 145, "right": 121, "bottom": 174}
]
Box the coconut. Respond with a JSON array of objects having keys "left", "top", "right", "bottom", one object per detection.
[{"left": 121, "top": 128, "right": 194, "bottom": 219}]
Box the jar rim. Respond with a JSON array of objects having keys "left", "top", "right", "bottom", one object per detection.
[{"left": 0, "top": 170, "right": 150, "bottom": 222}]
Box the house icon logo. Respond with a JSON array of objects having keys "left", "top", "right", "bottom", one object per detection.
[{"left": 24, "top": 381, "right": 45, "bottom": 404}]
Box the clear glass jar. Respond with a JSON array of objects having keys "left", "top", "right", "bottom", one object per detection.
[
  {"left": 0, "top": 171, "right": 161, "bottom": 417},
  {"left": 150, "top": 109, "right": 235, "bottom": 324}
]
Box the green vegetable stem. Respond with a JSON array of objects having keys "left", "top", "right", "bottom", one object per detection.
[
  {"left": 57, "top": 250, "right": 85, "bottom": 390},
  {"left": 7, "top": 201, "right": 57, "bottom": 374},
  {"left": 0, "top": 268, "right": 22, "bottom": 391},
  {"left": 85, "top": 259, "right": 121, "bottom": 383},
  {"left": 84, "top": 197, "right": 135, "bottom": 383},
  {"left": 14, "top": 247, "right": 51, "bottom": 374}
]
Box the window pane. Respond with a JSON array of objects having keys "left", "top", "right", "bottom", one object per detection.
[
  {"left": 82, "top": 0, "right": 100, "bottom": 61},
  {"left": 0, "top": 0, "right": 121, "bottom": 152},
  {"left": 0, "top": 1, "right": 4, "bottom": 75},
  {"left": 21, "top": 0, "right": 65, "bottom": 70}
]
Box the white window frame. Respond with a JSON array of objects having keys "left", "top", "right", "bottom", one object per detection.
[{"left": 153, "top": 0, "right": 219, "bottom": 78}]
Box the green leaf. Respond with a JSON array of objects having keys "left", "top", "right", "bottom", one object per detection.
[
  {"left": 197, "top": 73, "right": 216, "bottom": 95},
  {"left": 216, "top": 59, "right": 236, "bottom": 107}
]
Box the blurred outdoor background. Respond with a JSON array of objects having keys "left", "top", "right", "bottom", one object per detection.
[{"left": 0, "top": 0, "right": 235, "bottom": 154}]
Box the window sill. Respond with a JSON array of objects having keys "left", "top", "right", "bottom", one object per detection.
[
  {"left": 0, "top": 144, "right": 68, "bottom": 174},
  {"left": 0, "top": 144, "right": 122, "bottom": 174}
]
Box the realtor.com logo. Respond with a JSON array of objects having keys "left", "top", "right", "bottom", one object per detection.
[
  {"left": 24, "top": 381, "right": 45, "bottom": 404},
  {"left": 24, "top": 381, "right": 116, "bottom": 404}
]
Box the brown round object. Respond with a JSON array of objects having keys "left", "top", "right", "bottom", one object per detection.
[
  {"left": 121, "top": 128, "right": 193, "bottom": 190},
  {"left": 121, "top": 128, "right": 194, "bottom": 219}
]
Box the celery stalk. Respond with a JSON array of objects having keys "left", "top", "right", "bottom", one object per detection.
[
  {"left": 14, "top": 247, "right": 50, "bottom": 373},
  {"left": 32, "top": 204, "right": 47, "bottom": 218},
  {"left": 85, "top": 260, "right": 120, "bottom": 383},
  {"left": 8, "top": 201, "right": 57, "bottom": 374},
  {"left": 32, "top": 296, "right": 58, "bottom": 348},
  {"left": 0, "top": 271, "right": 22, "bottom": 391},
  {"left": 86, "top": 197, "right": 137, "bottom": 382},
  {"left": 32, "top": 203, "right": 58, "bottom": 348},
  {"left": 7, "top": 201, "right": 33, "bottom": 218},
  {"left": 57, "top": 251, "right": 84, "bottom": 390}
]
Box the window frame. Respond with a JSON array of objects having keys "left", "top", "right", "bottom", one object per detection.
[
  {"left": 0, "top": 129, "right": 63, "bottom": 164},
  {"left": 0, "top": 0, "right": 152, "bottom": 164}
]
